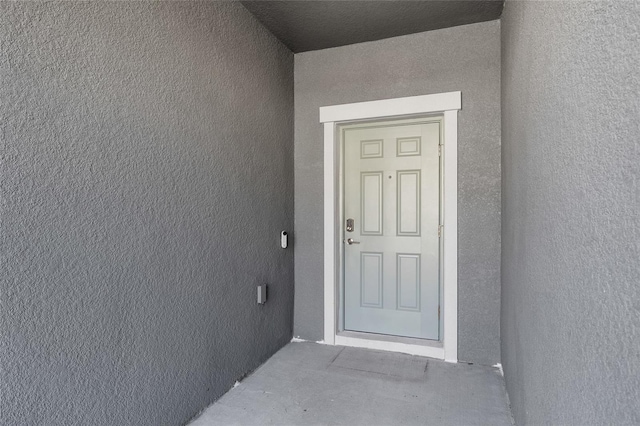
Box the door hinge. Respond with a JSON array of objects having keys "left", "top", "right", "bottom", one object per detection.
[
  {"left": 438, "top": 145, "right": 442, "bottom": 157},
  {"left": 438, "top": 225, "right": 443, "bottom": 238},
  {"left": 438, "top": 305, "right": 441, "bottom": 320}
]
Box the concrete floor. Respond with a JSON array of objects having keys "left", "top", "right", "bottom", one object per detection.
[{"left": 189, "top": 342, "right": 513, "bottom": 426}]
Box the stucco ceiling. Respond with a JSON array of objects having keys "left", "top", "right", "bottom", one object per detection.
[{"left": 241, "top": 1, "right": 504, "bottom": 53}]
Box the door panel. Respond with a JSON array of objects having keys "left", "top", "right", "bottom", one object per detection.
[
  {"left": 397, "top": 253, "right": 420, "bottom": 311},
  {"left": 397, "top": 170, "right": 421, "bottom": 236},
  {"left": 360, "top": 252, "right": 383, "bottom": 308},
  {"left": 361, "top": 172, "right": 383, "bottom": 235},
  {"left": 343, "top": 118, "right": 441, "bottom": 340}
]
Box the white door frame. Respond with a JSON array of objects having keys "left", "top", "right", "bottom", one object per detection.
[{"left": 320, "top": 92, "right": 460, "bottom": 362}]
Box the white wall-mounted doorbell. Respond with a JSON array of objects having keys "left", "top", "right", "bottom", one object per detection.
[{"left": 281, "top": 231, "right": 288, "bottom": 249}]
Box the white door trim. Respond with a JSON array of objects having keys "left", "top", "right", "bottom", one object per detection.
[{"left": 320, "top": 92, "right": 460, "bottom": 362}]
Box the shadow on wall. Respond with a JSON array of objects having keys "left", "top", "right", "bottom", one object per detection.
[{"left": 1, "top": 2, "right": 294, "bottom": 426}]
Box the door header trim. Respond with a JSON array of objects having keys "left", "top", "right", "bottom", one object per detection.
[
  {"left": 321, "top": 92, "right": 460, "bottom": 362},
  {"left": 320, "top": 91, "right": 461, "bottom": 123}
]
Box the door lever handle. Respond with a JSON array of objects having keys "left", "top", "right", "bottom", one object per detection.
[{"left": 345, "top": 238, "right": 360, "bottom": 245}]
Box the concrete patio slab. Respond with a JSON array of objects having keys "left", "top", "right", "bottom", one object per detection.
[{"left": 190, "top": 342, "right": 513, "bottom": 426}]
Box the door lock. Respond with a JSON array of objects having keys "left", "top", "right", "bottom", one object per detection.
[{"left": 346, "top": 218, "right": 354, "bottom": 233}]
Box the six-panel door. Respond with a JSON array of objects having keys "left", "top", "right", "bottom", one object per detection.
[{"left": 343, "top": 119, "right": 441, "bottom": 340}]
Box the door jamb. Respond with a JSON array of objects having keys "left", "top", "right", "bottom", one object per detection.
[{"left": 320, "top": 92, "right": 460, "bottom": 362}]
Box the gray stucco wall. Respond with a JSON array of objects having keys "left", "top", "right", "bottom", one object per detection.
[
  {"left": 1, "top": 3, "right": 293, "bottom": 425},
  {"left": 501, "top": 2, "right": 639, "bottom": 425},
  {"left": 294, "top": 21, "right": 502, "bottom": 365}
]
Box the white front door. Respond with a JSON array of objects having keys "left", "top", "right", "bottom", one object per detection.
[{"left": 342, "top": 117, "right": 441, "bottom": 340}]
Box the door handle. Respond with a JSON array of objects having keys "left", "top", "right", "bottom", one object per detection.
[{"left": 345, "top": 238, "right": 360, "bottom": 245}]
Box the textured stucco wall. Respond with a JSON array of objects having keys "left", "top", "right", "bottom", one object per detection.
[
  {"left": 294, "top": 21, "right": 502, "bottom": 365},
  {"left": 1, "top": 3, "right": 294, "bottom": 425},
  {"left": 501, "top": 1, "right": 640, "bottom": 425}
]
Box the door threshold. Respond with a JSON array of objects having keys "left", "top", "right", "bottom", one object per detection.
[{"left": 335, "top": 331, "right": 446, "bottom": 360}]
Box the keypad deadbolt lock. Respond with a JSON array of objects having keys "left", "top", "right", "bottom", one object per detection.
[{"left": 346, "top": 218, "right": 354, "bottom": 233}]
